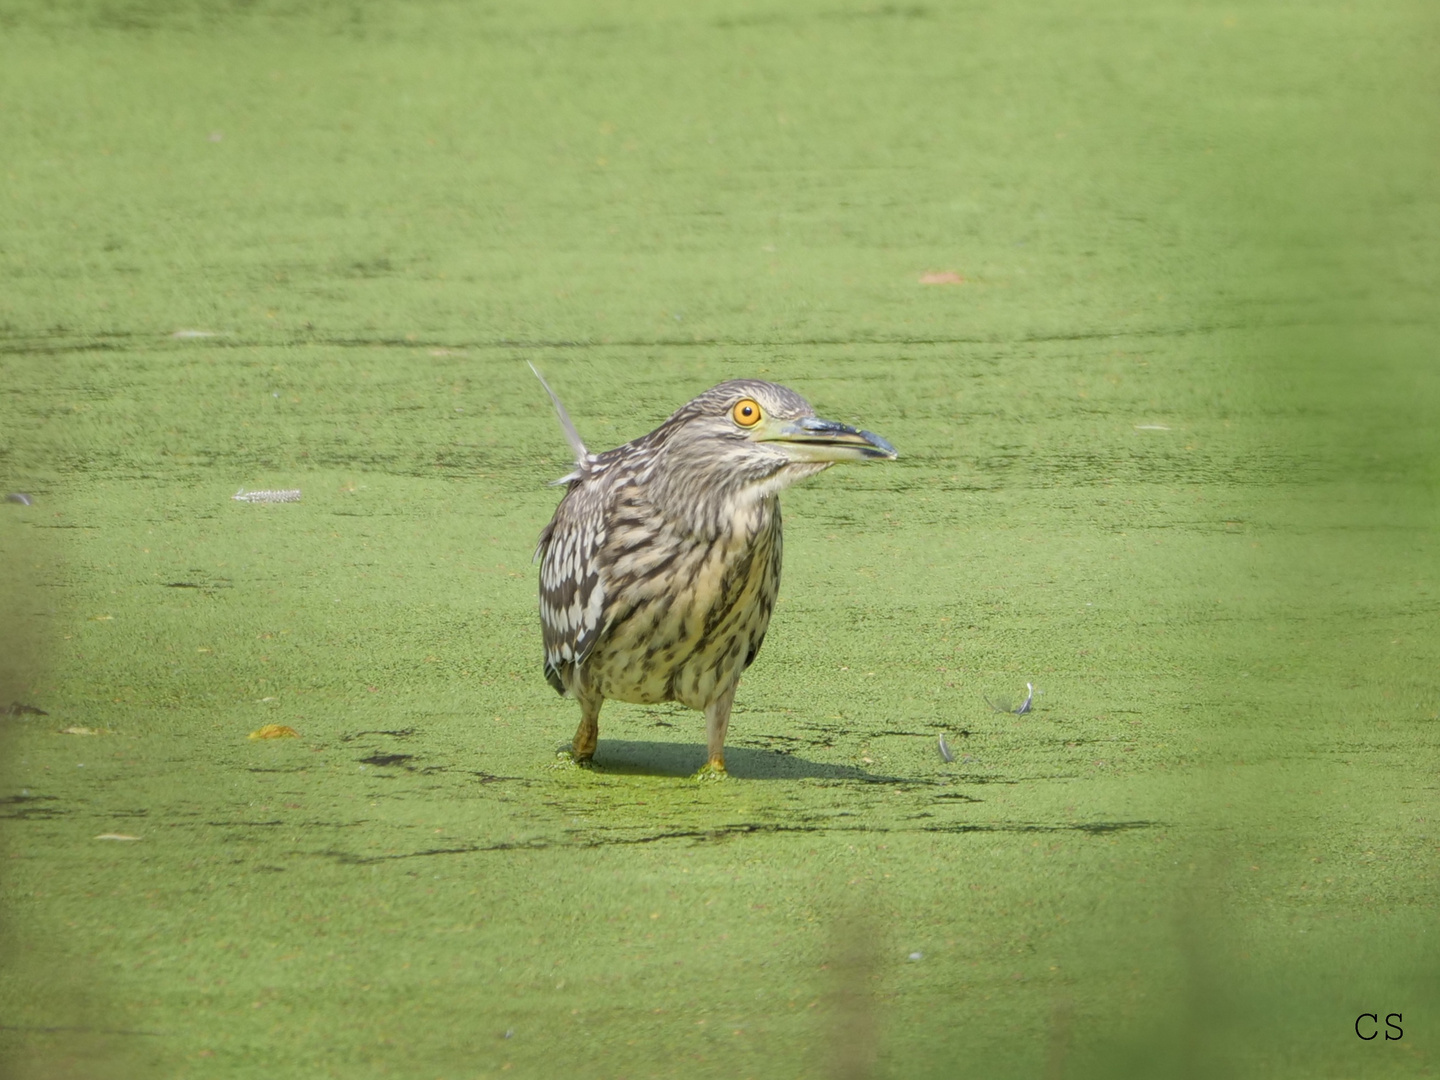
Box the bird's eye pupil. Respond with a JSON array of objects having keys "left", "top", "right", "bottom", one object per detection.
[{"left": 733, "top": 399, "right": 762, "bottom": 426}]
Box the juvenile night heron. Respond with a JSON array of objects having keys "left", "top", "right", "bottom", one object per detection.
[{"left": 533, "top": 371, "right": 897, "bottom": 777}]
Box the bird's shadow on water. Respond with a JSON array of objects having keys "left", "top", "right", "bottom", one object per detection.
[{"left": 592, "top": 740, "right": 904, "bottom": 782}]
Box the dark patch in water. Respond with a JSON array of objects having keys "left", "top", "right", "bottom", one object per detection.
[
  {"left": 1, "top": 702, "right": 48, "bottom": 716},
  {"left": 163, "top": 573, "right": 231, "bottom": 590},
  {"left": 343, "top": 728, "right": 417, "bottom": 742},
  {"left": 921, "top": 820, "right": 1161, "bottom": 836},
  {"left": 468, "top": 771, "right": 526, "bottom": 784},
  {"left": 581, "top": 822, "right": 825, "bottom": 846},
  {"left": 951, "top": 773, "right": 1077, "bottom": 785},
  {"left": 359, "top": 753, "right": 414, "bottom": 768},
  {"left": 575, "top": 818, "right": 1160, "bottom": 847},
  {"left": 324, "top": 839, "right": 550, "bottom": 864},
  {"left": 0, "top": 794, "right": 64, "bottom": 819},
  {"left": 314, "top": 816, "right": 1163, "bottom": 863},
  {"left": 871, "top": 729, "right": 936, "bottom": 737},
  {"left": 207, "top": 819, "right": 284, "bottom": 827}
]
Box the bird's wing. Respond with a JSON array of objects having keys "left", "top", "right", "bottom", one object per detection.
[{"left": 536, "top": 476, "right": 608, "bottom": 694}]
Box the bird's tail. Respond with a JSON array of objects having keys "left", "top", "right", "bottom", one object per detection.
[{"left": 527, "top": 363, "right": 589, "bottom": 464}]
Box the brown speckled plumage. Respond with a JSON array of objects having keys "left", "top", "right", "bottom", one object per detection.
[{"left": 533, "top": 375, "right": 896, "bottom": 775}]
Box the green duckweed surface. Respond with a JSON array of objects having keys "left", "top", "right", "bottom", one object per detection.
[{"left": 1, "top": 2, "right": 1437, "bottom": 1078}]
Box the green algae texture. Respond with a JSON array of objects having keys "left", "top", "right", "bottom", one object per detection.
[{"left": 2, "top": 2, "right": 1438, "bottom": 1078}]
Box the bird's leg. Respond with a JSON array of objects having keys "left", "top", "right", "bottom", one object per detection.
[
  {"left": 571, "top": 718, "right": 598, "bottom": 761},
  {"left": 694, "top": 681, "right": 737, "bottom": 780},
  {"left": 553, "top": 683, "right": 603, "bottom": 769},
  {"left": 572, "top": 695, "right": 601, "bottom": 764}
]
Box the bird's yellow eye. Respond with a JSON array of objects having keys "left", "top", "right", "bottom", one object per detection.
[{"left": 732, "top": 399, "right": 763, "bottom": 427}]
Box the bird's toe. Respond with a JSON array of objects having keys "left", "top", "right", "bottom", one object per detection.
[{"left": 551, "top": 748, "right": 599, "bottom": 771}]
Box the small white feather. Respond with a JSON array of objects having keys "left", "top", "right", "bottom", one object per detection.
[{"left": 528, "top": 363, "right": 588, "bottom": 464}]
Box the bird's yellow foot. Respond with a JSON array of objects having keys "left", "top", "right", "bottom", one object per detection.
[
  {"left": 692, "top": 761, "right": 728, "bottom": 782},
  {"left": 550, "top": 748, "right": 598, "bottom": 771}
]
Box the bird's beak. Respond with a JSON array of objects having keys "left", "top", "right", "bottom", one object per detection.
[{"left": 758, "top": 416, "right": 898, "bottom": 462}]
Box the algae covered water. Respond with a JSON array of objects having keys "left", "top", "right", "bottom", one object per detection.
[{"left": 2, "top": 2, "right": 1437, "bottom": 1077}]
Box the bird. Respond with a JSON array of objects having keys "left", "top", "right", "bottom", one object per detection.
[{"left": 532, "top": 369, "right": 897, "bottom": 777}]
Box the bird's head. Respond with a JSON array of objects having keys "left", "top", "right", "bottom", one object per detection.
[{"left": 648, "top": 379, "right": 897, "bottom": 524}]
